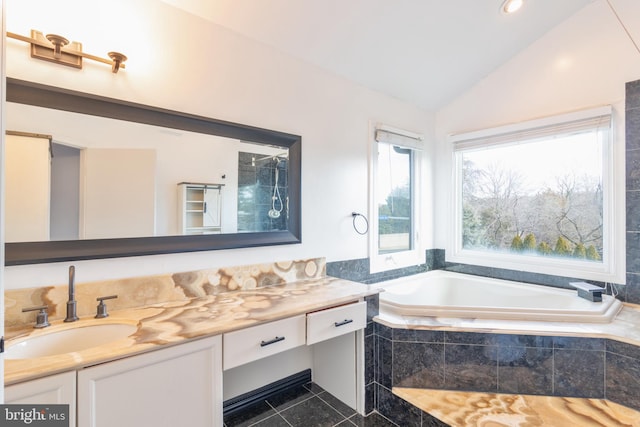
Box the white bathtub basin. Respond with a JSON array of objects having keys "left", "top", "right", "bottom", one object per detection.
[
  {"left": 5, "top": 323, "right": 138, "bottom": 359},
  {"left": 379, "top": 270, "right": 623, "bottom": 323}
]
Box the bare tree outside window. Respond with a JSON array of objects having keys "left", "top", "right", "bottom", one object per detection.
[{"left": 460, "top": 131, "right": 603, "bottom": 262}]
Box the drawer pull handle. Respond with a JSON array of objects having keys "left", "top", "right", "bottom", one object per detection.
[
  {"left": 334, "top": 319, "right": 354, "bottom": 327},
  {"left": 260, "top": 336, "right": 285, "bottom": 347}
]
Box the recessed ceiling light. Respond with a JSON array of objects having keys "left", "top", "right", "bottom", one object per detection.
[{"left": 501, "top": 0, "right": 524, "bottom": 14}]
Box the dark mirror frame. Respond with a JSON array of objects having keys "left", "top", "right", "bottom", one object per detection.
[{"left": 5, "top": 78, "right": 301, "bottom": 265}]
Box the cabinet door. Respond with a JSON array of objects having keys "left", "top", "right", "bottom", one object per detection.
[
  {"left": 202, "top": 187, "right": 221, "bottom": 228},
  {"left": 178, "top": 184, "right": 222, "bottom": 234},
  {"left": 77, "top": 336, "right": 222, "bottom": 427},
  {"left": 5, "top": 371, "right": 76, "bottom": 426}
]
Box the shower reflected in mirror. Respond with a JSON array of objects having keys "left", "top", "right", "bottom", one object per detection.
[{"left": 238, "top": 152, "right": 289, "bottom": 232}]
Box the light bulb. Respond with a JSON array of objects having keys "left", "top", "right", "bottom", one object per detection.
[{"left": 502, "top": 0, "right": 524, "bottom": 14}]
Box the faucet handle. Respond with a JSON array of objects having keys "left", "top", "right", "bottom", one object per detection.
[
  {"left": 22, "top": 305, "right": 51, "bottom": 329},
  {"left": 95, "top": 295, "right": 118, "bottom": 318}
]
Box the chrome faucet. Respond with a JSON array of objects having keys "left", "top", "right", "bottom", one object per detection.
[
  {"left": 570, "top": 281, "right": 603, "bottom": 302},
  {"left": 22, "top": 305, "right": 51, "bottom": 328},
  {"left": 64, "top": 265, "right": 79, "bottom": 322}
]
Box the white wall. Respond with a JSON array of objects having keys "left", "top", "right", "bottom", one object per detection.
[
  {"left": 4, "top": 0, "right": 435, "bottom": 288},
  {"left": 5, "top": 134, "right": 50, "bottom": 242},
  {"left": 434, "top": 0, "right": 640, "bottom": 271},
  {"left": 80, "top": 148, "right": 156, "bottom": 239}
]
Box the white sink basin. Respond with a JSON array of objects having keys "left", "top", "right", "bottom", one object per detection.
[{"left": 5, "top": 323, "right": 138, "bottom": 360}]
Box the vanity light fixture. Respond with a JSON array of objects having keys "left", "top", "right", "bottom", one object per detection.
[
  {"left": 501, "top": 0, "right": 524, "bottom": 14},
  {"left": 6, "top": 30, "right": 127, "bottom": 73}
]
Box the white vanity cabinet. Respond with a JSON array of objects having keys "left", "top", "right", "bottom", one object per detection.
[
  {"left": 223, "top": 300, "right": 368, "bottom": 414},
  {"left": 5, "top": 371, "right": 76, "bottom": 426},
  {"left": 77, "top": 335, "right": 222, "bottom": 427}
]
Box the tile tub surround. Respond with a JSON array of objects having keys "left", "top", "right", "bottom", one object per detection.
[
  {"left": 6, "top": 258, "right": 326, "bottom": 328},
  {"left": 5, "top": 260, "right": 378, "bottom": 385},
  {"left": 326, "top": 249, "right": 446, "bottom": 285},
  {"left": 371, "top": 309, "right": 640, "bottom": 418}
]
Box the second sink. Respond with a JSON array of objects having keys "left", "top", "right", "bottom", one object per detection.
[{"left": 6, "top": 323, "right": 138, "bottom": 360}]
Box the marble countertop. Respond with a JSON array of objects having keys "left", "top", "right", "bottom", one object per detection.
[
  {"left": 376, "top": 302, "right": 640, "bottom": 346},
  {"left": 395, "top": 387, "right": 640, "bottom": 426},
  {"left": 5, "top": 277, "right": 377, "bottom": 385}
]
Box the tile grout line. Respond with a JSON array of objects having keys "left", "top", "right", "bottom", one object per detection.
[
  {"left": 247, "top": 411, "right": 293, "bottom": 427},
  {"left": 374, "top": 410, "right": 400, "bottom": 427},
  {"left": 258, "top": 399, "right": 295, "bottom": 427},
  {"left": 315, "top": 392, "right": 354, "bottom": 423}
]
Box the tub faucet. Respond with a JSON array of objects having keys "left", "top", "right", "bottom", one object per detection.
[
  {"left": 569, "top": 281, "right": 603, "bottom": 302},
  {"left": 64, "top": 265, "right": 79, "bottom": 322}
]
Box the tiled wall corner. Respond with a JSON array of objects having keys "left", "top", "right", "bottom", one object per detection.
[
  {"left": 364, "top": 294, "right": 378, "bottom": 415},
  {"left": 326, "top": 258, "right": 371, "bottom": 283},
  {"left": 377, "top": 385, "right": 423, "bottom": 426},
  {"left": 626, "top": 79, "right": 640, "bottom": 304},
  {"left": 326, "top": 249, "right": 444, "bottom": 284},
  {"left": 373, "top": 323, "right": 451, "bottom": 426},
  {"left": 425, "top": 249, "right": 446, "bottom": 270}
]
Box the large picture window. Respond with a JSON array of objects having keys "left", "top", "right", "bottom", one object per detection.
[{"left": 450, "top": 106, "right": 621, "bottom": 282}]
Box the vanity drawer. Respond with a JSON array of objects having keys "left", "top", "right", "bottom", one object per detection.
[
  {"left": 306, "top": 300, "right": 367, "bottom": 345},
  {"left": 223, "top": 314, "right": 306, "bottom": 370}
]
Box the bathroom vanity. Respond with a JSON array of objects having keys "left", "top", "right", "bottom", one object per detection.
[
  {"left": 4, "top": 260, "right": 376, "bottom": 427},
  {"left": 7, "top": 336, "right": 221, "bottom": 427}
]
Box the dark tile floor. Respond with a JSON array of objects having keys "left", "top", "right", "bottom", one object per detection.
[{"left": 224, "top": 382, "right": 398, "bottom": 427}]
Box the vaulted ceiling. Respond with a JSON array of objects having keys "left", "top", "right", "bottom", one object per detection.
[{"left": 160, "top": 0, "right": 596, "bottom": 111}]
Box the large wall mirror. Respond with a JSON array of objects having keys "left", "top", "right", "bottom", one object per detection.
[{"left": 5, "top": 78, "right": 301, "bottom": 265}]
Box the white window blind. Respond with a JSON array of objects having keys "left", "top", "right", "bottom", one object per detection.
[
  {"left": 451, "top": 105, "right": 612, "bottom": 152},
  {"left": 375, "top": 125, "right": 424, "bottom": 150}
]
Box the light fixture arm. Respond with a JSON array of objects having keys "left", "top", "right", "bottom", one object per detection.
[{"left": 6, "top": 30, "right": 127, "bottom": 73}]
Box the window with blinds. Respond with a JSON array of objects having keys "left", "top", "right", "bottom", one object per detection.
[
  {"left": 370, "top": 124, "right": 424, "bottom": 273},
  {"left": 449, "top": 106, "right": 620, "bottom": 281}
]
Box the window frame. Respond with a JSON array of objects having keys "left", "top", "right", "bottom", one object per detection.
[
  {"left": 447, "top": 106, "right": 624, "bottom": 283},
  {"left": 369, "top": 124, "right": 424, "bottom": 274}
]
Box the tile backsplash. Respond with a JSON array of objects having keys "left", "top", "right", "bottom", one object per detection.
[{"left": 5, "top": 258, "right": 326, "bottom": 328}]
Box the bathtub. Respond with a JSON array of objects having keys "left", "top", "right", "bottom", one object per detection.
[{"left": 378, "top": 270, "right": 622, "bottom": 323}]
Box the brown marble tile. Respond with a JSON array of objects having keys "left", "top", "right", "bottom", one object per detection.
[{"left": 394, "top": 387, "right": 640, "bottom": 427}]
